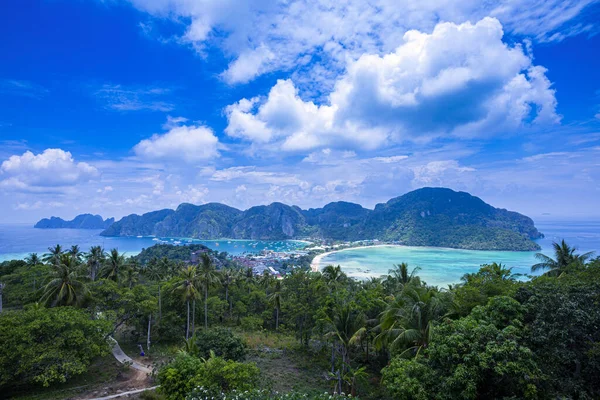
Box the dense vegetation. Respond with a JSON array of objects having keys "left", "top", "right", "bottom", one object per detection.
[
  {"left": 34, "top": 213, "right": 114, "bottom": 229},
  {"left": 0, "top": 240, "right": 598, "bottom": 399},
  {"left": 100, "top": 187, "right": 542, "bottom": 250}
]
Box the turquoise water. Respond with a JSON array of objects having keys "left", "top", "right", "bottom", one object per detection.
[
  {"left": 0, "top": 224, "right": 308, "bottom": 262},
  {"left": 319, "top": 220, "right": 600, "bottom": 286}
]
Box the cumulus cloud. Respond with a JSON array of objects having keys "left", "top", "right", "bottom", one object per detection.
[
  {"left": 134, "top": 123, "right": 220, "bottom": 163},
  {"left": 0, "top": 149, "right": 99, "bottom": 190},
  {"left": 225, "top": 18, "right": 560, "bottom": 152},
  {"left": 210, "top": 166, "right": 310, "bottom": 188},
  {"left": 126, "top": 0, "right": 596, "bottom": 85}
]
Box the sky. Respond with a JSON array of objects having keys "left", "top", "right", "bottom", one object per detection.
[{"left": 1, "top": 0, "right": 600, "bottom": 223}]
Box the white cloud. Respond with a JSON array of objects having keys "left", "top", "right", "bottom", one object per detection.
[
  {"left": 411, "top": 160, "right": 476, "bottom": 186},
  {"left": 94, "top": 84, "right": 174, "bottom": 112},
  {"left": 210, "top": 166, "right": 310, "bottom": 188},
  {"left": 134, "top": 123, "right": 220, "bottom": 163},
  {"left": 225, "top": 18, "right": 560, "bottom": 152},
  {"left": 0, "top": 149, "right": 99, "bottom": 190},
  {"left": 126, "top": 0, "right": 596, "bottom": 84}
]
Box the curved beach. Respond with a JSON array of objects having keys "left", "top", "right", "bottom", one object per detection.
[{"left": 310, "top": 244, "right": 403, "bottom": 272}]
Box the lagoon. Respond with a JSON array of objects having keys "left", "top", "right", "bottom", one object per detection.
[{"left": 317, "top": 219, "right": 600, "bottom": 286}]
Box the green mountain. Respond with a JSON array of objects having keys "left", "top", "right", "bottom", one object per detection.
[
  {"left": 34, "top": 214, "right": 115, "bottom": 229},
  {"left": 100, "top": 187, "right": 543, "bottom": 251}
]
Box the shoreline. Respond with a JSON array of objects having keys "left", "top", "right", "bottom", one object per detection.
[{"left": 310, "top": 244, "right": 405, "bottom": 272}]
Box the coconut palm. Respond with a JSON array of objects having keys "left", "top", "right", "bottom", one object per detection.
[
  {"left": 322, "top": 265, "right": 346, "bottom": 286},
  {"left": 375, "top": 284, "right": 451, "bottom": 357},
  {"left": 40, "top": 253, "right": 88, "bottom": 307},
  {"left": 43, "top": 244, "right": 63, "bottom": 265},
  {"left": 197, "top": 253, "right": 221, "bottom": 329},
  {"left": 85, "top": 246, "right": 106, "bottom": 281},
  {"left": 0, "top": 282, "right": 5, "bottom": 313},
  {"left": 101, "top": 248, "right": 125, "bottom": 282},
  {"left": 25, "top": 253, "right": 41, "bottom": 266},
  {"left": 386, "top": 262, "right": 421, "bottom": 290},
  {"left": 124, "top": 259, "right": 140, "bottom": 289},
  {"left": 145, "top": 260, "right": 164, "bottom": 320},
  {"left": 532, "top": 240, "right": 594, "bottom": 276},
  {"left": 68, "top": 245, "right": 83, "bottom": 262},
  {"left": 243, "top": 267, "right": 254, "bottom": 294},
  {"left": 323, "top": 303, "right": 366, "bottom": 394},
  {"left": 259, "top": 269, "right": 274, "bottom": 295},
  {"left": 174, "top": 265, "right": 200, "bottom": 339},
  {"left": 268, "top": 280, "right": 283, "bottom": 330},
  {"left": 220, "top": 268, "right": 236, "bottom": 317}
]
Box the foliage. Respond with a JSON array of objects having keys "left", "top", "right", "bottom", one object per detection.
[
  {"left": 157, "top": 352, "right": 260, "bottom": 400},
  {"left": 187, "top": 388, "right": 357, "bottom": 399},
  {"left": 0, "top": 306, "right": 110, "bottom": 389},
  {"left": 382, "top": 297, "right": 542, "bottom": 399},
  {"left": 193, "top": 327, "right": 247, "bottom": 361}
]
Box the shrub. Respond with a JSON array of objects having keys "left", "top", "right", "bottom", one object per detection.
[
  {"left": 240, "top": 316, "right": 264, "bottom": 331},
  {"left": 157, "top": 352, "right": 260, "bottom": 400},
  {"left": 187, "top": 388, "right": 357, "bottom": 400},
  {"left": 195, "top": 327, "right": 247, "bottom": 361}
]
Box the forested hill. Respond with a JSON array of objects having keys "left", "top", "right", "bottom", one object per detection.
[
  {"left": 100, "top": 188, "right": 543, "bottom": 251},
  {"left": 34, "top": 214, "right": 115, "bottom": 229}
]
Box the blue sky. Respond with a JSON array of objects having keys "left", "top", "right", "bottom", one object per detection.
[{"left": 1, "top": 0, "right": 600, "bottom": 223}]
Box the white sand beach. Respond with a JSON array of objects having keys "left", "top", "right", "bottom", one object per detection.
[{"left": 310, "top": 244, "right": 404, "bottom": 272}]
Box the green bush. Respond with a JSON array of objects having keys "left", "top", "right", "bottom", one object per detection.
[
  {"left": 187, "top": 388, "right": 357, "bottom": 399},
  {"left": 157, "top": 352, "right": 260, "bottom": 400},
  {"left": 240, "top": 315, "right": 264, "bottom": 331},
  {"left": 195, "top": 327, "right": 247, "bottom": 361},
  {"left": 0, "top": 306, "right": 110, "bottom": 389}
]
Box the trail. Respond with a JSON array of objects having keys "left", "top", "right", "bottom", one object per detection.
[
  {"left": 107, "top": 337, "right": 153, "bottom": 374},
  {"left": 86, "top": 386, "right": 159, "bottom": 400}
]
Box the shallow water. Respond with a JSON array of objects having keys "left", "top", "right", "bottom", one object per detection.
[
  {"left": 319, "top": 219, "right": 600, "bottom": 286},
  {"left": 0, "top": 223, "right": 307, "bottom": 262}
]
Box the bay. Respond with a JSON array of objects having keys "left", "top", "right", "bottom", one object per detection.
[
  {"left": 0, "top": 223, "right": 307, "bottom": 262},
  {"left": 319, "top": 219, "right": 600, "bottom": 286}
]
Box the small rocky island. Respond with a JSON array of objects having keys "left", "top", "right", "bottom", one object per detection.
[{"left": 34, "top": 214, "right": 115, "bottom": 229}]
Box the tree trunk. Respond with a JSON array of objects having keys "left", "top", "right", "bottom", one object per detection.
[
  {"left": 186, "top": 300, "right": 190, "bottom": 340},
  {"left": 158, "top": 285, "right": 162, "bottom": 320},
  {"left": 331, "top": 342, "right": 336, "bottom": 373},
  {"left": 275, "top": 307, "right": 279, "bottom": 330},
  {"left": 192, "top": 299, "right": 196, "bottom": 334},
  {"left": 204, "top": 285, "right": 208, "bottom": 329},
  {"left": 147, "top": 314, "right": 151, "bottom": 351}
]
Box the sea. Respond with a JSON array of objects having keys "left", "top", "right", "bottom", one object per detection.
[
  {"left": 1, "top": 219, "right": 599, "bottom": 286},
  {"left": 0, "top": 224, "right": 308, "bottom": 262},
  {"left": 319, "top": 219, "right": 600, "bottom": 286}
]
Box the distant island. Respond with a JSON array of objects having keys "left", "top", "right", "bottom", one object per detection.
[
  {"left": 34, "top": 214, "right": 115, "bottom": 229},
  {"left": 101, "top": 187, "right": 543, "bottom": 251}
]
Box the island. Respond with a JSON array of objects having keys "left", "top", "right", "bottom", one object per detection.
[
  {"left": 34, "top": 214, "right": 115, "bottom": 229},
  {"left": 101, "top": 187, "right": 543, "bottom": 251}
]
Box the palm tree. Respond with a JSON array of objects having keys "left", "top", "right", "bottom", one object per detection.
[
  {"left": 375, "top": 284, "right": 451, "bottom": 357},
  {"left": 386, "top": 263, "right": 421, "bottom": 290},
  {"left": 43, "top": 244, "right": 63, "bottom": 265},
  {"left": 259, "top": 269, "right": 274, "bottom": 295},
  {"left": 68, "top": 245, "right": 83, "bottom": 262},
  {"left": 124, "top": 259, "right": 140, "bottom": 289},
  {"left": 40, "top": 254, "right": 88, "bottom": 307},
  {"left": 175, "top": 265, "right": 199, "bottom": 339},
  {"left": 244, "top": 267, "right": 254, "bottom": 294},
  {"left": 532, "top": 240, "right": 594, "bottom": 276},
  {"left": 220, "top": 268, "right": 236, "bottom": 317},
  {"left": 145, "top": 260, "right": 164, "bottom": 320},
  {"left": 25, "top": 253, "right": 41, "bottom": 266},
  {"left": 322, "top": 265, "right": 345, "bottom": 286},
  {"left": 268, "top": 280, "right": 283, "bottom": 330},
  {"left": 85, "top": 246, "right": 106, "bottom": 281},
  {"left": 101, "top": 249, "right": 125, "bottom": 282},
  {"left": 197, "top": 253, "right": 221, "bottom": 329},
  {"left": 323, "top": 304, "right": 366, "bottom": 394},
  {"left": 0, "top": 282, "right": 5, "bottom": 313}
]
